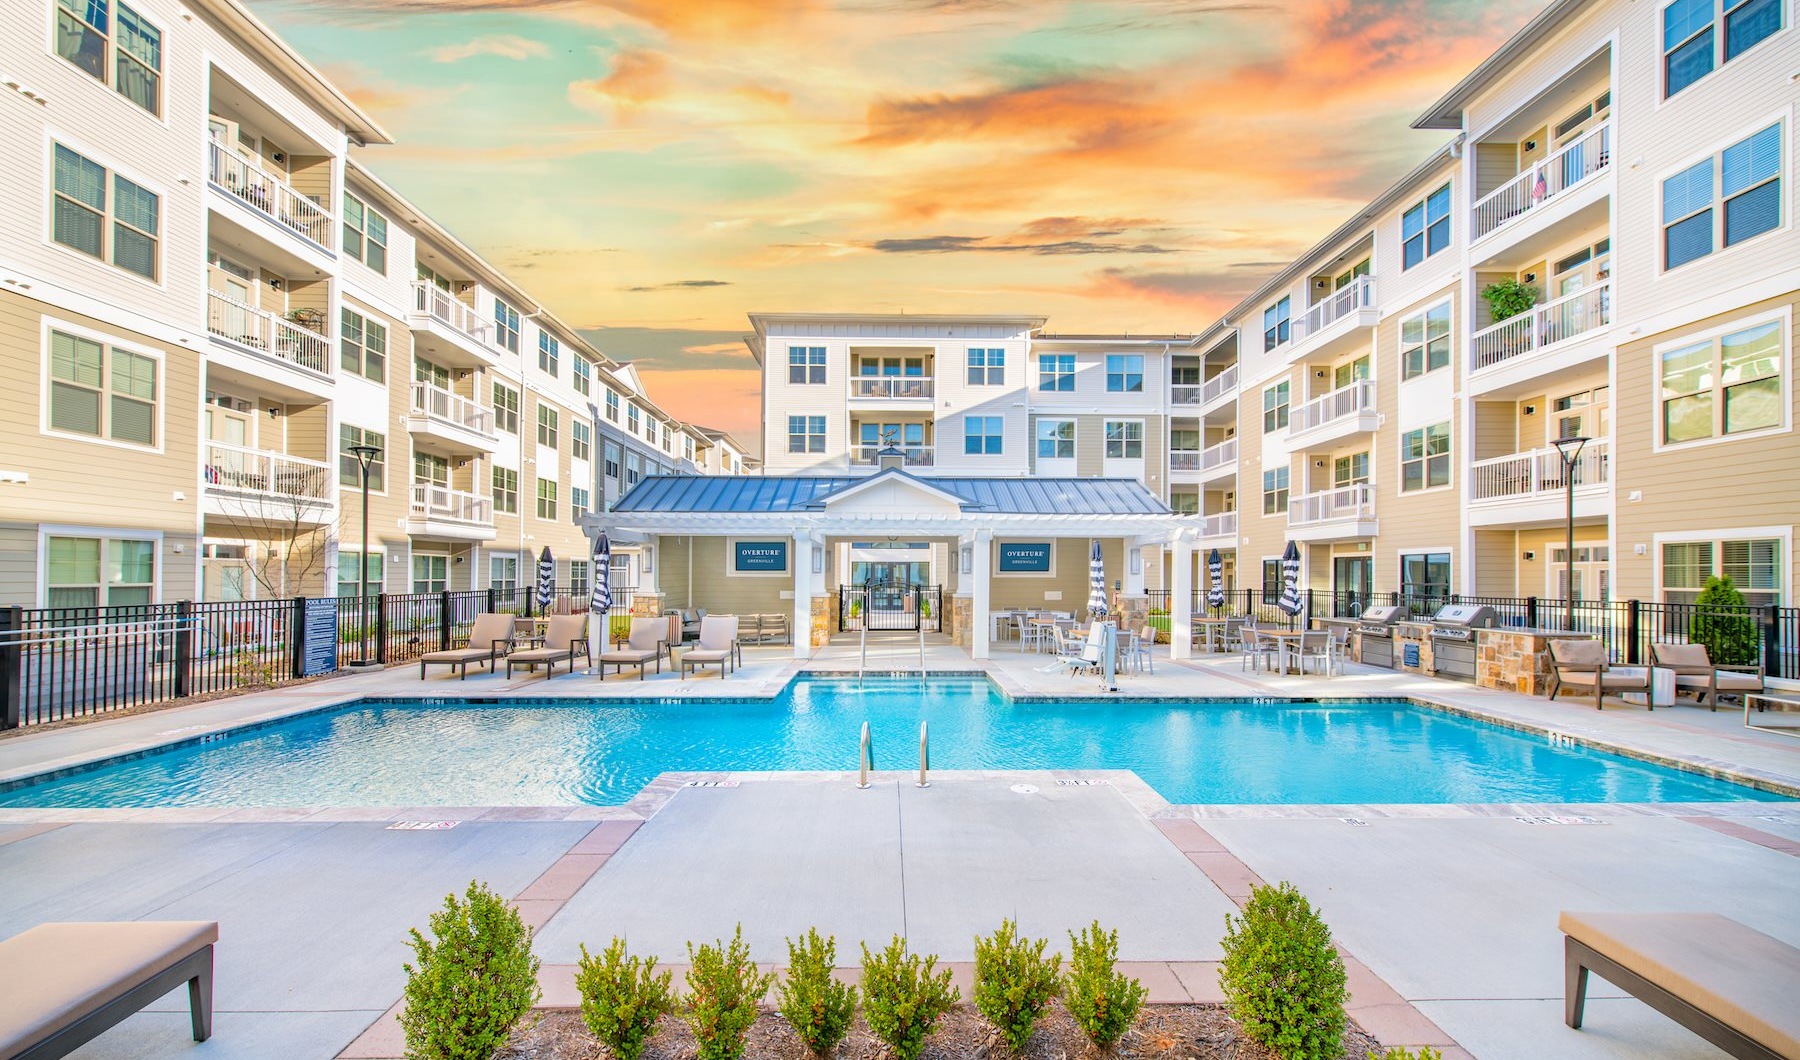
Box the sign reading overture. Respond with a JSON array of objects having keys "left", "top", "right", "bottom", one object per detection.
[
  {"left": 733, "top": 540, "right": 789, "bottom": 573},
  {"left": 997, "top": 542, "right": 1052, "bottom": 573}
]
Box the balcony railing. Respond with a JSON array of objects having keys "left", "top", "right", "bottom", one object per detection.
[
  {"left": 1171, "top": 438, "right": 1237, "bottom": 473},
  {"left": 410, "top": 483, "right": 491, "bottom": 525},
  {"left": 203, "top": 443, "right": 331, "bottom": 502},
  {"left": 410, "top": 382, "right": 495, "bottom": 437},
  {"left": 1289, "top": 483, "right": 1375, "bottom": 527},
  {"left": 1471, "top": 282, "right": 1611, "bottom": 372},
  {"left": 206, "top": 290, "right": 330, "bottom": 376},
  {"left": 411, "top": 281, "right": 490, "bottom": 344},
  {"left": 207, "top": 140, "right": 332, "bottom": 247},
  {"left": 1172, "top": 364, "right": 1236, "bottom": 406},
  {"left": 851, "top": 445, "right": 935, "bottom": 467},
  {"left": 1196, "top": 511, "right": 1237, "bottom": 539},
  {"left": 1291, "top": 276, "right": 1376, "bottom": 344},
  {"left": 850, "top": 377, "right": 934, "bottom": 399},
  {"left": 1470, "top": 440, "right": 1610, "bottom": 504},
  {"left": 1288, "top": 379, "right": 1376, "bottom": 435},
  {"left": 1471, "top": 122, "right": 1611, "bottom": 241}
]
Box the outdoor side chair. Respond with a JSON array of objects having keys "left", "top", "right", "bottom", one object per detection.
[
  {"left": 1649, "top": 643, "right": 1765, "bottom": 710},
  {"left": 504, "top": 613, "right": 589, "bottom": 679},
  {"left": 419, "top": 613, "right": 515, "bottom": 680},
  {"left": 1240, "top": 628, "right": 1278, "bottom": 672}
]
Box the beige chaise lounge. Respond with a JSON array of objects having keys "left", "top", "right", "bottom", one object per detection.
[
  {"left": 1649, "top": 643, "right": 1766, "bottom": 710},
  {"left": 680, "top": 615, "right": 741, "bottom": 679},
  {"left": 1561, "top": 911, "right": 1800, "bottom": 1060},
  {"left": 505, "top": 613, "right": 589, "bottom": 679},
  {"left": 1546, "top": 638, "right": 1652, "bottom": 709},
  {"left": 418, "top": 613, "right": 516, "bottom": 680},
  {"left": 598, "top": 616, "right": 668, "bottom": 679},
  {"left": 0, "top": 920, "right": 218, "bottom": 1058}
]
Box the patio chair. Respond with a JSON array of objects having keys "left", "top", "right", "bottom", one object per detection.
[
  {"left": 418, "top": 613, "right": 515, "bottom": 680},
  {"left": 1325, "top": 624, "right": 1352, "bottom": 675},
  {"left": 1649, "top": 643, "right": 1765, "bottom": 710},
  {"left": 1018, "top": 614, "right": 1049, "bottom": 653},
  {"left": 504, "top": 613, "right": 589, "bottom": 680},
  {"left": 1296, "top": 630, "right": 1332, "bottom": 675},
  {"left": 1239, "top": 627, "right": 1278, "bottom": 673},
  {"left": 680, "top": 616, "right": 741, "bottom": 680},
  {"left": 1056, "top": 623, "right": 1107, "bottom": 677},
  {"left": 1546, "top": 638, "right": 1652, "bottom": 710},
  {"left": 1222, "top": 617, "right": 1249, "bottom": 653},
  {"left": 597, "top": 616, "right": 668, "bottom": 680},
  {"left": 1130, "top": 624, "right": 1157, "bottom": 674}
]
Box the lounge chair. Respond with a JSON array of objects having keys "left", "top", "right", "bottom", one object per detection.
[
  {"left": 0, "top": 920, "right": 218, "bottom": 1057},
  {"left": 418, "top": 613, "right": 515, "bottom": 680},
  {"left": 1649, "top": 643, "right": 1765, "bottom": 710},
  {"left": 680, "top": 615, "right": 741, "bottom": 679},
  {"left": 1561, "top": 911, "right": 1800, "bottom": 1059},
  {"left": 1546, "top": 638, "right": 1652, "bottom": 709},
  {"left": 504, "top": 613, "right": 589, "bottom": 679},
  {"left": 598, "top": 616, "right": 667, "bottom": 679}
]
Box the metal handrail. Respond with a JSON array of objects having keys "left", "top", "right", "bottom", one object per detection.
[
  {"left": 858, "top": 720, "right": 872, "bottom": 789},
  {"left": 917, "top": 720, "right": 929, "bottom": 788}
]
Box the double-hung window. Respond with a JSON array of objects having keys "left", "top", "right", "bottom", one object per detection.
[
  {"left": 1104, "top": 420, "right": 1143, "bottom": 459},
  {"left": 538, "top": 332, "right": 559, "bottom": 376},
  {"left": 490, "top": 555, "right": 519, "bottom": 594},
  {"left": 967, "top": 348, "right": 1005, "bottom": 385},
  {"left": 1262, "top": 381, "right": 1289, "bottom": 432},
  {"left": 337, "top": 425, "right": 384, "bottom": 490},
  {"left": 573, "top": 356, "right": 591, "bottom": 395},
  {"left": 492, "top": 466, "right": 518, "bottom": 514},
  {"left": 1664, "top": 0, "right": 1784, "bottom": 98},
  {"left": 1039, "top": 354, "right": 1075, "bottom": 391},
  {"left": 1036, "top": 419, "right": 1074, "bottom": 459},
  {"left": 412, "top": 555, "right": 447, "bottom": 594},
  {"left": 1401, "top": 553, "right": 1451, "bottom": 605},
  {"left": 1662, "top": 538, "right": 1782, "bottom": 605},
  {"left": 342, "top": 195, "right": 387, "bottom": 273},
  {"left": 47, "top": 329, "right": 157, "bottom": 446},
  {"left": 1105, "top": 354, "right": 1144, "bottom": 392},
  {"left": 787, "top": 415, "right": 825, "bottom": 453},
  {"left": 572, "top": 486, "right": 590, "bottom": 517},
  {"left": 493, "top": 300, "right": 520, "bottom": 353},
  {"left": 1334, "top": 451, "right": 1370, "bottom": 487},
  {"left": 625, "top": 453, "right": 640, "bottom": 486},
  {"left": 1660, "top": 317, "right": 1783, "bottom": 443},
  {"left": 964, "top": 416, "right": 1003, "bottom": 455},
  {"left": 535, "top": 478, "right": 557, "bottom": 520},
  {"left": 1261, "top": 467, "right": 1289, "bottom": 515},
  {"left": 1402, "top": 184, "right": 1451, "bottom": 268},
  {"left": 492, "top": 383, "right": 519, "bottom": 433},
  {"left": 604, "top": 442, "right": 621, "bottom": 482},
  {"left": 55, "top": 0, "right": 162, "bottom": 114},
  {"left": 1263, "top": 298, "right": 1291, "bottom": 351},
  {"left": 572, "top": 420, "right": 591, "bottom": 461},
  {"left": 1400, "top": 301, "right": 1452, "bottom": 379},
  {"left": 1663, "top": 122, "right": 1782, "bottom": 269},
  {"left": 1400, "top": 422, "right": 1451, "bottom": 491},
  {"left": 604, "top": 390, "right": 620, "bottom": 422},
  {"left": 52, "top": 145, "right": 158, "bottom": 280},
  {"left": 627, "top": 405, "right": 640, "bottom": 434},
  {"left": 335, "top": 551, "right": 383, "bottom": 598},
  {"left": 536, "top": 405, "right": 558, "bottom": 448},
  {"left": 46, "top": 535, "right": 154, "bottom": 609},
  {"left": 339, "top": 308, "right": 386, "bottom": 382},
  {"left": 568, "top": 560, "right": 589, "bottom": 596},
  {"left": 788, "top": 346, "right": 826, "bottom": 384}
]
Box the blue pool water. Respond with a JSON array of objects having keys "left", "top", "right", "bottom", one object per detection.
[{"left": 0, "top": 678, "right": 1780, "bottom": 807}]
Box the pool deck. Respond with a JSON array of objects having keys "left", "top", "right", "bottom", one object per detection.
[{"left": 0, "top": 642, "right": 1796, "bottom": 1060}]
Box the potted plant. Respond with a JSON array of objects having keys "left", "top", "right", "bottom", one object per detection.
[{"left": 1479, "top": 278, "right": 1538, "bottom": 324}]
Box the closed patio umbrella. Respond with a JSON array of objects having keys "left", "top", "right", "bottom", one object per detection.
[
  {"left": 1277, "top": 540, "right": 1305, "bottom": 616},
  {"left": 1087, "top": 539, "right": 1108, "bottom": 620},
  {"left": 586, "top": 533, "right": 612, "bottom": 673},
  {"left": 535, "top": 545, "right": 555, "bottom": 612},
  {"left": 1206, "top": 548, "right": 1226, "bottom": 610}
]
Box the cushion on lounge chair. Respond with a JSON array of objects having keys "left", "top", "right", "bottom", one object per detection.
[
  {"left": 1650, "top": 643, "right": 1715, "bottom": 673},
  {"left": 420, "top": 613, "right": 514, "bottom": 660},
  {"left": 506, "top": 614, "right": 589, "bottom": 677},
  {"left": 0, "top": 921, "right": 218, "bottom": 1053},
  {"left": 1550, "top": 638, "right": 1608, "bottom": 668},
  {"left": 1557, "top": 670, "right": 1651, "bottom": 689}
]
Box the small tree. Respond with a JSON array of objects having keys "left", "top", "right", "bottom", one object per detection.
[
  {"left": 1219, "top": 882, "right": 1347, "bottom": 1060},
  {"left": 972, "top": 919, "right": 1061, "bottom": 1053},
  {"left": 686, "top": 926, "right": 775, "bottom": 1060},
  {"left": 1062, "top": 922, "right": 1146, "bottom": 1052},
  {"left": 1689, "top": 575, "right": 1760, "bottom": 666},
  {"left": 777, "top": 929, "right": 857, "bottom": 1059},
  {"left": 575, "top": 937, "right": 676, "bottom": 1060},
  {"left": 860, "top": 936, "right": 959, "bottom": 1060},
  {"left": 400, "top": 881, "right": 541, "bottom": 1060}
]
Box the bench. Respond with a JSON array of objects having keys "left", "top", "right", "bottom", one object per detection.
[
  {"left": 1561, "top": 911, "right": 1800, "bottom": 1059},
  {"left": 0, "top": 921, "right": 218, "bottom": 1059}
]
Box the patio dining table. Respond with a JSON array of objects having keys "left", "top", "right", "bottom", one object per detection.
[
  {"left": 1191, "top": 615, "right": 1237, "bottom": 653},
  {"left": 1254, "top": 628, "right": 1311, "bottom": 675}
]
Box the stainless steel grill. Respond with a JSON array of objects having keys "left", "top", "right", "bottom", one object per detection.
[
  {"left": 1355, "top": 604, "right": 1410, "bottom": 668},
  {"left": 1429, "top": 605, "right": 1498, "bottom": 679}
]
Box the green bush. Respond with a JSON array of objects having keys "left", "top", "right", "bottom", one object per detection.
[
  {"left": 860, "top": 935, "right": 960, "bottom": 1060},
  {"left": 400, "top": 880, "right": 542, "bottom": 1060},
  {"left": 973, "top": 919, "right": 1062, "bottom": 1052},
  {"left": 1219, "top": 882, "right": 1347, "bottom": 1060},
  {"left": 575, "top": 938, "right": 676, "bottom": 1060},
  {"left": 1479, "top": 278, "right": 1538, "bottom": 322},
  {"left": 1369, "top": 1049, "right": 1442, "bottom": 1060},
  {"left": 777, "top": 929, "right": 857, "bottom": 1058},
  {"left": 1689, "top": 575, "right": 1760, "bottom": 666},
  {"left": 686, "top": 926, "right": 775, "bottom": 1060},
  {"left": 1062, "top": 921, "right": 1147, "bottom": 1051}
]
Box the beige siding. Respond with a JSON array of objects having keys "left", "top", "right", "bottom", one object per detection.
[
  {"left": 988, "top": 537, "right": 1124, "bottom": 612},
  {"left": 1371, "top": 283, "right": 1463, "bottom": 592},
  {"left": 658, "top": 536, "right": 791, "bottom": 615}
]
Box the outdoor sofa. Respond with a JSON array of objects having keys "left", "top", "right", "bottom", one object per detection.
[
  {"left": 680, "top": 615, "right": 741, "bottom": 679},
  {"left": 1648, "top": 643, "right": 1765, "bottom": 710},
  {"left": 505, "top": 613, "right": 589, "bottom": 679},
  {"left": 418, "top": 613, "right": 515, "bottom": 680},
  {"left": 598, "top": 616, "right": 668, "bottom": 679},
  {"left": 1561, "top": 910, "right": 1800, "bottom": 1059},
  {"left": 1545, "top": 638, "right": 1652, "bottom": 709},
  {"left": 0, "top": 920, "right": 218, "bottom": 1058}
]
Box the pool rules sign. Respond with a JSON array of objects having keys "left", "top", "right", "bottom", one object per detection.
[{"left": 295, "top": 597, "right": 339, "bottom": 677}]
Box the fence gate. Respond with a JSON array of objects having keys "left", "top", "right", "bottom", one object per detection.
[{"left": 839, "top": 585, "right": 942, "bottom": 633}]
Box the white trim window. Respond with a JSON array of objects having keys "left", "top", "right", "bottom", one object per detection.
[
  {"left": 1106, "top": 354, "right": 1144, "bottom": 392},
  {"left": 603, "top": 441, "right": 621, "bottom": 482},
  {"left": 46, "top": 533, "right": 156, "bottom": 609},
  {"left": 335, "top": 549, "right": 383, "bottom": 597},
  {"left": 627, "top": 404, "right": 640, "bottom": 434},
  {"left": 1400, "top": 300, "right": 1452, "bottom": 379},
  {"left": 1038, "top": 353, "right": 1074, "bottom": 392},
  {"left": 572, "top": 486, "right": 590, "bottom": 518},
  {"left": 1262, "top": 467, "right": 1289, "bottom": 515},
  {"left": 1400, "top": 422, "right": 1451, "bottom": 492},
  {"left": 341, "top": 194, "right": 387, "bottom": 273},
  {"left": 412, "top": 554, "right": 447, "bottom": 594},
  {"left": 46, "top": 327, "right": 158, "bottom": 447},
  {"left": 492, "top": 382, "right": 519, "bottom": 433},
  {"left": 52, "top": 144, "right": 158, "bottom": 280},
  {"left": 787, "top": 415, "right": 825, "bottom": 454},
  {"left": 1659, "top": 316, "right": 1784, "bottom": 444},
  {"left": 1036, "top": 418, "right": 1074, "bottom": 459},
  {"left": 1262, "top": 380, "right": 1289, "bottom": 433},
  {"left": 1663, "top": 122, "right": 1782, "bottom": 269},
  {"left": 1402, "top": 183, "right": 1451, "bottom": 268},
  {"left": 604, "top": 389, "right": 620, "bottom": 422},
  {"left": 490, "top": 553, "right": 519, "bottom": 594},
  {"left": 572, "top": 419, "right": 591, "bottom": 461},
  {"left": 568, "top": 559, "right": 590, "bottom": 596},
  {"left": 788, "top": 346, "right": 826, "bottom": 384},
  {"left": 54, "top": 0, "right": 162, "bottom": 114},
  {"left": 1334, "top": 451, "right": 1370, "bottom": 487},
  {"left": 339, "top": 308, "right": 386, "bottom": 383},
  {"left": 573, "top": 355, "right": 591, "bottom": 396},
  {"left": 1664, "top": 0, "right": 1784, "bottom": 99},
  {"left": 1662, "top": 537, "right": 1782, "bottom": 605},
  {"left": 538, "top": 331, "right": 559, "bottom": 376},
  {"left": 535, "top": 478, "right": 557, "bottom": 520},
  {"left": 493, "top": 299, "right": 521, "bottom": 353},
  {"left": 338, "top": 425, "right": 385, "bottom": 491},
  {"left": 536, "top": 404, "right": 558, "bottom": 448},
  {"left": 1262, "top": 297, "right": 1291, "bottom": 351},
  {"left": 964, "top": 415, "right": 1003, "bottom": 455},
  {"left": 966, "top": 347, "right": 1005, "bottom": 385},
  {"left": 492, "top": 465, "right": 518, "bottom": 514},
  {"left": 1104, "top": 420, "right": 1143, "bottom": 459}
]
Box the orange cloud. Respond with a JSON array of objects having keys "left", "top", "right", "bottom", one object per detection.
[
  {"left": 633, "top": 367, "right": 763, "bottom": 449},
  {"left": 571, "top": 48, "right": 671, "bottom": 111}
]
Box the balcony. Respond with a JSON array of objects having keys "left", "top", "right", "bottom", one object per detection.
[
  {"left": 206, "top": 290, "right": 331, "bottom": 382},
  {"left": 1468, "top": 440, "right": 1610, "bottom": 527},
  {"left": 1469, "top": 283, "right": 1611, "bottom": 390},
  {"left": 406, "top": 484, "right": 495, "bottom": 541},
  {"left": 1286, "top": 276, "right": 1379, "bottom": 361},
  {"left": 407, "top": 382, "right": 497, "bottom": 455},
  {"left": 1288, "top": 483, "right": 1377, "bottom": 541},
  {"left": 202, "top": 444, "right": 333, "bottom": 523},
  {"left": 1172, "top": 364, "right": 1237, "bottom": 411},
  {"left": 1194, "top": 510, "right": 1237, "bottom": 541},
  {"left": 207, "top": 140, "right": 333, "bottom": 252},
  {"left": 1286, "top": 380, "right": 1379, "bottom": 448},
  {"left": 408, "top": 281, "right": 494, "bottom": 367},
  {"left": 848, "top": 377, "right": 935, "bottom": 403},
  {"left": 1472, "top": 123, "right": 1611, "bottom": 243},
  {"left": 850, "top": 445, "right": 935, "bottom": 468},
  {"left": 1171, "top": 438, "right": 1236, "bottom": 481}
]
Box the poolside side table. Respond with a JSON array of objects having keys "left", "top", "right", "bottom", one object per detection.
[{"left": 1745, "top": 693, "right": 1800, "bottom": 737}]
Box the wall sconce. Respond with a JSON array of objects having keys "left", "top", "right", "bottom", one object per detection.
[
  {"left": 812, "top": 548, "right": 823, "bottom": 574},
  {"left": 642, "top": 549, "right": 653, "bottom": 573},
  {"left": 1523, "top": 404, "right": 1536, "bottom": 416},
  {"left": 1314, "top": 369, "right": 1326, "bottom": 378},
  {"left": 1523, "top": 550, "right": 1536, "bottom": 561},
  {"left": 1129, "top": 550, "right": 1142, "bottom": 575},
  {"left": 267, "top": 278, "right": 283, "bottom": 290},
  {"left": 1314, "top": 460, "right": 1326, "bottom": 468},
  {"left": 961, "top": 546, "right": 973, "bottom": 574}
]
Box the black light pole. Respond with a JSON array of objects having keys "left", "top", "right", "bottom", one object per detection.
[
  {"left": 348, "top": 443, "right": 382, "bottom": 666},
  {"left": 1551, "top": 436, "right": 1590, "bottom": 632}
]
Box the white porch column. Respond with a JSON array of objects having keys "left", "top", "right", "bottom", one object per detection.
[
  {"left": 792, "top": 531, "right": 812, "bottom": 661},
  {"left": 971, "top": 529, "right": 992, "bottom": 660},
  {"left": 1170, "top": 532, "right": 1194, "bottom": 661}
]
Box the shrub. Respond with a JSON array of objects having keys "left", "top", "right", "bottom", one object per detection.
[
  {"left": 686, "top": 926, "right": 775, "bottom": 1060},
  {"left": 1369, "top": 1049, "right": 1443, "bottom": 1060},
  {"left": 1689, "top": 575, "right": 1760, "bottom": 666},
  {"left": 1479, "top": 278, "right": 1538, "bottom": 323},
  {"left": 1219, "top": 882, "right": 1347, "bottom": 1060},
  {"left": 777, "top": 929, "right": 857, "bottom": 1059},
  {"left": 1062, "top": 921, "right": 1147, "bottom": 1051},
  {"left": 973, "top": 919, "right": 1062, "bottom": 1052},
  {"left": 400, "top": 880, "right": 542, "bottom": 1060},
  {"left": 860, "top": 935, "right": 959, "bottom": 1060},
  {"left": 575, "top": 937, "right": 677, "bottom": 1060}
]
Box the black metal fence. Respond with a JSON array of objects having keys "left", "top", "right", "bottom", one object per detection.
[{"left": 837, "top": 585, "right": 943, "bottom": 633}]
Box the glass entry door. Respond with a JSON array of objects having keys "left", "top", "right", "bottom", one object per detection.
[{"left": 1333, "top": 556, "right": 1373, "bottom": 616}]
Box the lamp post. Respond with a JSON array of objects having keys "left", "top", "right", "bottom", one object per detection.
[
  {"left": 1550, "top": 435, "right": 1590, "bottom": 632},
  {"left": 348, "top": 443, "right": 382, "bottom": 667}
]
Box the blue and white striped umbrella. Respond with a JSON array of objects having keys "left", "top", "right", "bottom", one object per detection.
[
  {"left": 1087, "top": 539, "right": 1108, "bottom": 619},
  {"left": 1206, "top": 548, "right": 1226, "bottom": 609},
  {"left": 589, "top": 533, "right": 612, "bottom": 615},
  {"left": 1277, "top": 540, "right": 1305, "bottom": 616},
  {"left": 534, "top": 546, "right": 555, "bottom": 611}
]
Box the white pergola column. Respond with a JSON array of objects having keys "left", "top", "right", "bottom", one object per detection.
[
  {"left": 1170, "top": 532, "right": 1194, "bottom": 661},
  {"left": 792, "top": 531, "right": 813, "bottom": 661},
  {"left": 971, "top": 529, "right": 992, "bottom": 660}
]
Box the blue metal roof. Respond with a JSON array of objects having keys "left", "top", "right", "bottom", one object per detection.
[{"left": 612, "top": 471, "right": 1170, "bottom": 515}]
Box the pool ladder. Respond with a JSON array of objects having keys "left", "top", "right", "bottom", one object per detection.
[
  {"left": 856, "top": 719, "right": 929, "bottom": 789},
  {"left": 856, "top": 621, "right": 928, "bottom": 689}
]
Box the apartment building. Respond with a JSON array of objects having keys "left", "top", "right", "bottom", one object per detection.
[{"left": 0, "top": 0, "right": 709, "bottom": 608}]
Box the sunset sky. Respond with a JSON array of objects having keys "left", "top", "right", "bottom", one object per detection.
[{"left": 249, "top": 0, "right": 1544, "bottom": 451}]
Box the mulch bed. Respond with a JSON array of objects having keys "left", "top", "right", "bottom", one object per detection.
[{"left": 499, "top": 1002, "right": 1383, "bottom": 1060}]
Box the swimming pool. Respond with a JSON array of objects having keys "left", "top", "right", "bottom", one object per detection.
[{"left": 0, "top": 678, "right": 1780, "bottom": 807}]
